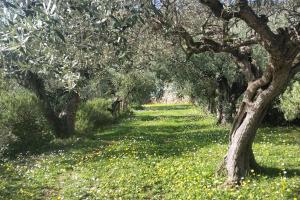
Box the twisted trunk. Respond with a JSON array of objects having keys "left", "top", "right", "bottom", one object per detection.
[
  {"left": 220, "top": 66, "right": 290, "bottom": 184},
  {"left": 155, "top": 0, "right": 300, "bottom": 185}
]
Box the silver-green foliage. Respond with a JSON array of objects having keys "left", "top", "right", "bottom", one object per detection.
[{"left": 279, "top": 81, "right": 300, "bottom": 121}]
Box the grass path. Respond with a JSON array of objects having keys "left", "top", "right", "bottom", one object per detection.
[{"left": 0, "top": 104, "right": 299, "bottom": 199}]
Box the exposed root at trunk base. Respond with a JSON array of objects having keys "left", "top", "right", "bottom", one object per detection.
[
  {"left": 223, "top": 180, "right": 241, "bottom": 188},
  {"left": 215, "top": 150, "right": 261, "bottom": 187},
  {"left": 216, "top": 157, "right": 227, "bottom": 176},
  {"left": 216, "top": 179, "right": 241, "bottom": 190}
]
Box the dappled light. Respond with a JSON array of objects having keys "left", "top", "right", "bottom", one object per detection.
[
  {"left": 1, "top": 104, "right": 299, "bottom": 199},
  {"left": 1, "top": 0, "right": 300, "bottom": 199}
]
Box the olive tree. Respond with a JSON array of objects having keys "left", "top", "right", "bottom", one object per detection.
[
  {"left": 0, "top": 0, "right": 143, "bottom": 137},
  {"left": 148, "top": 0, "right": 300, "bottom": 184}
]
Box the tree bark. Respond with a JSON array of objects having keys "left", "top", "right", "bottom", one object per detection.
[
  {"left": 121, "top": 99, "right": 129, "bottom": 112},
  {"left": 223, "top": 97, "right": 237, "bottom": 123},
  {"left": 216, "top": 99, "right": 224, "bottom": 124},
  {"left": 221, "top": 66, "right": 290, "bottom": 184},
  {"left": 154, "top": 0, "right": 300, "bottom": 185},
  {"left": 110, "top": 98, "right": 122, "bottom": 120},
  {"left": 207, "top": 96, "right": 216, "bottom": 114},
  {"left": 20, "top": 71, "right": 80, "bottom": 138},
  {"left": 216, "top": 75, "right": 228, "bottom": 124},
  {"left": 215, "top": 74, "right": 243, "bottom": 125},
  {"left": 55, "top": 91, "right": 80, "bottom": 138}
]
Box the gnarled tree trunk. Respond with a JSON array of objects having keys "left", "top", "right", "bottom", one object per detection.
[
  {"left": 221, "top": 66, "right": 290, "bottom": 184},
  {"left": 20, "top": 71, "right": 80, "bottom": 138},
  {"left": 153, "top": 0, "right": 300, "bottom": 185}
]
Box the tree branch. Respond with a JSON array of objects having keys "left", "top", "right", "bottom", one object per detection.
[
  {"left": 198, "top": 0, "right": 278, "bottom": 51},
  {"left": 198, "top": 0, "right": 239, "bottom": 21},
  {"left": 175, "top": 25, "right": 260, "bottom": 81},
  {"left": 231, "top": 38, "right": 258, "bottom": 48}
]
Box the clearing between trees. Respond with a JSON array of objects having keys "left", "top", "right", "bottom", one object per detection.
[{"left": 0, "top": 104, "right": 299, "bottom": 199}]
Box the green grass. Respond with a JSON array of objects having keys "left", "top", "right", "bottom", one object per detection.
[{"left": 0, "top": 103, "right": 299, "bottom": 199}]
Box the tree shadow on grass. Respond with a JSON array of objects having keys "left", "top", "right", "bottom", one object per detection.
[
  {"left": 2, "top": 103, "right": 299, "bottom": 199},
  {"left": 4, "top": 103, "right": 297, "bottom": 163},
  {"left": 98, "top": 122, "right": 226, "bottom": 141},
  {"left": 4, "top": 115, "right": 297, "bottom": 163},
  {"left": 255, "top": 166, "right": 300, "bottom": 178},
  {"left": 255, "top": 126, "right": 300, "bottom": 146},
  {"left": 91, "top": 124, "right": 229, "bottom": 159},
  {"left": 1, "top": 104, "right": 214, "bottom": 161}
]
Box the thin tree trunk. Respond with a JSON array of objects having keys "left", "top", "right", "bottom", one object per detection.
[
  {"left": 63, "top": 91, "right": 80, "bottom": 137},
  {"left": 207, "top": 89, "right": 217, "bottom": 114},
  {"left": 216, "top": 75, "right": 232, "bottom": 124},
  {"left": 211, "top": 97, "right": 216, "bottom": 113},
  {"left": 216, "top": 100, "right": 224, "bottom": 124},
  {"left": 216, "top": 83, "right": 225, "bottom": 124},
  {"left": 110, "top": 98, "right": 121, "bottom": 120},
  {"left": 208, "top": 97, "right": 212, "bottom": 113},
  {"left": 224, "top": 98, "right": 236, "bottom": 123}
]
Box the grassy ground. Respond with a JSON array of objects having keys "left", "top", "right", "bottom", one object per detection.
[{"left": 0, "top": 104, "right": 299, "bottom": 199}]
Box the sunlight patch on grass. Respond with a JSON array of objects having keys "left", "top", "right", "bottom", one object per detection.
[{"left": 0, "top": 104, "right": 299, "bottom": 199}]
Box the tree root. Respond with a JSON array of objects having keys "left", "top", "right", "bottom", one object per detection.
[{"left": 215, "top": 156, "right": 227, "bottom": 176}]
